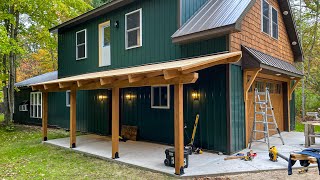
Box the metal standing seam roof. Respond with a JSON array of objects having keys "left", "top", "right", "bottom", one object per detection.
[
  {"left": 242, "top": 46, "right": 303, "bottom": 76},
  {"left": 172, "top": 0, "right": 255, "bottom": 42},
  {"left": 15, "top": 71, "right": 58, "bottom": 88}
]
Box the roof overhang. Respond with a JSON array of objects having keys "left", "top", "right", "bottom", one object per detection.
[
  {"left": 172, "top": 24, "right": 239, "bottom": 44},
  {"left": 242, "top": 46, "right": 303, "bottom": 81},
  {"left": 277, "top": 0, "right": 303, "bottom": 62},
  {"left": 50, "top": 0, "right": 135, "bottom": 33},
  {"left": 31, "top": 52, "right": 242, "bottom": 92},
  {"left": 172, "top": 0, "right": 255, "bottom": 44}
]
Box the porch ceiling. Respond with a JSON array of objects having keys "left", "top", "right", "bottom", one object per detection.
[{"left": 31, "top": 51, "right": 242, "bottom": 92}]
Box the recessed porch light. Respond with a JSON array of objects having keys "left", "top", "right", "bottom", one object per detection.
[
  {"left": 283, "top": 11, "right": 289, "bottom": 15},
  {"left": 292, "top": 41, "right": 297, "bottom": 46},
  {"left": 276, "top": 74, "right": 282, "bottom": 76},
  {"left": 290, "top": 77, "right": 296, "bottom": 79}
]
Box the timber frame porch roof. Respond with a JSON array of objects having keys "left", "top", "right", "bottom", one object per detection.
[{"left": 31, "top": 52, "right": 242, "bottom": 92}]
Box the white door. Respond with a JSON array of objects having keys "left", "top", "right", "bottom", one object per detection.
[{"left": 100, "top": 21, "right": 111, "bottom": 66}]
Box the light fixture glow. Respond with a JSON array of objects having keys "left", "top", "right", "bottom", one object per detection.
[
  {"left": 290, "top": 77, "right": 295, "bottom": 79},
  {"left": 125, "top": 93, "right": 135, "bottom": 101},
  {"left": 98, "top": 95, "right": 107, "bottom": 101},
  {"left": 292, "top": 41, "right": 297, "bottom": 46},
  {"left": 191, "top": 91, "right": 200, "bottom": 101},
  {"left": 276, "top": 74, "right": 282, "bottom": 76},
  {"left": 283, "top": 11, "right": 289, "bottom": 15}
]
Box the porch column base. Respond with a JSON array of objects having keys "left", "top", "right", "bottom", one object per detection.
[
  {"left": 113, "top": 152, "right": 119, "bottom": 159},
  {"left": 174, "top": 167, "right": 184, "bottom": 176}
]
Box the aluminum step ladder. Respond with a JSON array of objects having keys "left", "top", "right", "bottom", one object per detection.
[{"left": 248, "top": 87, "right": 285, "bottom": 149}]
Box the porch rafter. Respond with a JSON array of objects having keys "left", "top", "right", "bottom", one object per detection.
[{"left": 31, "top": 51, "right": 242, "bottom": 92}]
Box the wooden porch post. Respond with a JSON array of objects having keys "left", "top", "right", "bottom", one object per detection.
[
  {"left": 112, "top": 87, "right": 120, "bottom": 159},
  {"left": 42, "top": 92, "right": 48, "bottom": 141},
  {"left": 70, "top": 89, "right": 77, "bottom": 148},
  {"left": 174, "top": 84, "right": 184, "bottom": 175}
]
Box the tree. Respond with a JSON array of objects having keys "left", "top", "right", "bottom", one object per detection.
[
  {"left": 290, "top": 0, "right": 320, "bottom": 116},
  {"left": 0, "top": 0, "right": 92, "bottom": 126},
  {"left": 91, "top": 0, "right": 114, "bottom": 8}
]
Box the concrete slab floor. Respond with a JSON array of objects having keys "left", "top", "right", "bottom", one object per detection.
[{"left": 44, "top": 132, "right": 320, "bottom": 177}]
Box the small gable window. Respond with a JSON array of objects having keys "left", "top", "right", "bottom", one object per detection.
[
  {"left": 271, "top": 7, "right": 278, "bottom": 39},
  {"left": 125, "top": 9, "right": 142, "bottom": 49},
  {"left": 76, "top": 29, "right": 87, "bottom": 60},
  {"left": 151, "top": 85, "right": 170, "bottom": 109},
  {"left": 261, "top": 0, "right": 270, "bottom": 34}
]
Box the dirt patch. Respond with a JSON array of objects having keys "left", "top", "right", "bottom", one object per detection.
[{"left": 195, "top": 168, "right": 319, "bottom": 180}]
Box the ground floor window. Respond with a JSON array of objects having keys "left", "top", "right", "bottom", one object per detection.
[
  {"left": 19, "top": 102, "right": 28, "bottom": 112},
  {"left": 30, "top": 92, "right": 42, "bottom": 118},
  {"left": 151, "top": 85, "right": 170, "bottom": 109}
]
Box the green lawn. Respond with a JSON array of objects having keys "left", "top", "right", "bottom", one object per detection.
[
  {"left": 0, "top": 124, "right": 172, "bottom": 180},
  {"left": 0, "top": 113, "right": 4, "bottom": 123}
]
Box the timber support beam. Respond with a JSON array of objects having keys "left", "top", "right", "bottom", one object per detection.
[
  {"left": 174, "top": 84, "right": 184, "bottom": 175},
  {"left": 243, "top": 68, "right": 262, "bottom": 101},
  {"left": 289, "top": 79, "right": 301, "bottom": 100},
  {"left": 42, "top": 92, "right": 48, "bottom": 141},
  {"left": 70, "top": 89, "right": 77, "bottom": 148},
  {"left": 243, "top": 68, "right": 261, "bottom": 145},
  {"left": 112, "top": 87, "right": 120, "bottom": 159}
]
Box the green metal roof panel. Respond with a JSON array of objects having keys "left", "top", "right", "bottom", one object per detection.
[
  {"left": 243, "top": 46, "right": 303, "bottom": 76},
  {"left": 15, "top": 71, "right": 58, "bottom": 88},
  {"left": 172, "top": 0, "right": 255, "bottom": 42}
]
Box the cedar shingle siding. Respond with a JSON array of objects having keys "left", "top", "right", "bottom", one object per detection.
[{"left": 230, "top": 0, "right": 295, "bottom": 63}]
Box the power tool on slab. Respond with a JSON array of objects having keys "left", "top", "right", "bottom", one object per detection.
[
  {"left": 184, "top": 114, "right": 203, "bottom": 155},
  {"left": 269, "top": 146, "right": 289, "bottom": 162},
  {"left": 224, "top": 150, "right": 257, "bottom": 161}
]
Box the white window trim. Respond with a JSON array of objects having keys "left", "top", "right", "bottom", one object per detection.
[
  {"left": 76, "top": 29, "right": 87, "bottom": 60},
  {"left": 19, "top": 104, "right": 28, "bottom": 112},
  {"left": 261, "top": 0, "right": 270, "bottom": 35},
  {"left": 260, "top": 0, "right": 271, "bottom": 36},
  {"left": 99, "top": 21, "right": 111, "bottom": 67},
  {"left": 271, "top": 7, "right": 279, "bottom": 40},
  {"left": 66, "top": 90, "right": 71, "bottom": 107},
  {"left": 30, "top": 92, "right": 42, "bottom": 118},
  {"left": 151, "top": 85, "right": 170, "bottom": 109},
  {"left": 125, "top": 8, "right": 142, "bottom": 50}
]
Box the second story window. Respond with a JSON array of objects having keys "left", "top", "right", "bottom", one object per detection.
[
  {"left": 271, "top": 7, "right": 278, "bottom": 39},
  {"left": 76, "top": 29, "right": 87, "bottom": 60},
  {"left": 125, "top": 9, "right": 142, "bottom": 49},
  {"left": 261, "top": 0, "right": 270, "bottom": 35}
]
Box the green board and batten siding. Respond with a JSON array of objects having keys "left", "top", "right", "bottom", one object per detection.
[
  {"left": 180, "top": 0, "right": 208, "bottom": 25},
  {"left": 14, "top": 90, "right": 112, "bottom": 136},
  {"left": 58, "top": 0, "right": 226, "bottom": 78},
  {"left": 14, "top": 88, "right": 41, "bottom": 125},
  {"left": 121, "top": 65, "right": 228, "bottom": 152},
  {"left": 47, "top": 90, "right": 111, "bottom": 135},
  {"left": 229, "top": 65, "right": 246, "bottom": 153}
]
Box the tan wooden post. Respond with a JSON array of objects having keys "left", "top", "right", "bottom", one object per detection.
[
  {"left": 112, "top": 87, "right": 120, "bottom": 159},
  {"left": 70, "top": 89, "right": 77, "bottom": 148},
  {"left": 174, "top": 84, "right": 184, "bottom": 175},
  {"left": 42, "top": 92, "right": 48, "bottom": 141}
]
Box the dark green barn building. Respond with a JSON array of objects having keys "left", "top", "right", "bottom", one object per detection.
[{"left": 14, "top": 0, "right": 303, "bottom": 175}]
